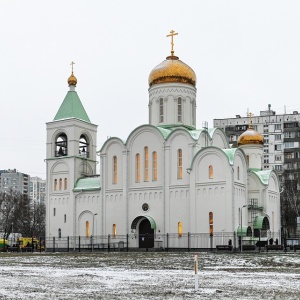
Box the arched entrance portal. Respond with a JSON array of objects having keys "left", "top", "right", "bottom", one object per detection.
[{"left": 131, "top": 216, "right": 156, "bottom": 248}]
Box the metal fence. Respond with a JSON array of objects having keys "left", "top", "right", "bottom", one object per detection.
[{"left": 44, "top": 231, "right": 286, "bottom": 253}]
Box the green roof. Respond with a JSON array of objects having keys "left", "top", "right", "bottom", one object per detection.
[
  {"left": 54, "top": 91, "right": 90, "bottom": 122},
  {"left": 156, "top": 125, "right": 206, "bottom": 140},
  {"left": 250, "top": 169, "right": 272, "bottom": 185},
  {"left": 222, "top": 148, "right": 237, "bottom": 165},
  {"left": 73, "top": 177, "right": 100, "bottom": 192},
  {"left": 131, "top": 215, "right": 156, "bottom": 229},
  {"left": 253, "top": 216, "right": 269, "bottom": 230},
  {"left": 237, "top": 226, "right": 252, "bottom": 237}
]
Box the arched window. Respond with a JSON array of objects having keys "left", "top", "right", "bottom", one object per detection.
[
  {"left": 79, "top": 134, "right": 89, "bottom": 158},
  {"left": 53, "top": 208, "right": 56, "bottom": 216},
  {"left": 178, "top": 149, "right": 183, "bottom": 179},
  {"left": 54, "top": 179, "right": 58, "bottom": 191},
  {"left": 178, "top": 221, "right": 183, "bottom": 237},
  {"left": 178, "top": 97, "right": 182, "bottom": 122},
  {"left": 159, "top": 98, "right": 164, "bottom": 123},
  {"left": 64, "top": 214, "right": 66, "bottom": 223},
  {"left": 209, "top": 165, "right": 213, "bottom": 179},
  {"left": 58, "top": 228, "right": 61, "bottom": 238},
  {"left": 237, "top": 166, "right": 240, "bottom": 180},
  {"left": 86, "top": 221, "right": 90, "bottom": 237},
  {"left": 59, "top": 178, "right": 62, "bottom": 190},
  {"left": 64, "top": 178, "right": 68, "bottom": 190},
  {"left": 152, "top": 151, "right": 157, "bottom": 181},
  {"left": 144, "top": 147, "right": 149, "bottom": 181},
  {"left": 136, "top": 153, "right": 140, "bottom": 182},
  {"left": 113, "top": 156, "right": 118, "bottom": 184},
  {"left": 113, "top": 224, "right": 117, "bottom": 238},
  {"left": 246, "top": 155, "right": 249, "bottom": 165},
  {"left": 55, "top": 133, "right": 68, "bottom": 157},
  {"left": 209, "top": 212, "right": 213, "bottom": 236}
]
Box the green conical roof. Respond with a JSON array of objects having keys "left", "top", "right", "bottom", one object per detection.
[{"left": 54, "top": 91, "right": 90, "bottom": 122}]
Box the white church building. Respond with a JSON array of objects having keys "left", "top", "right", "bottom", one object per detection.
[{"left": 46, "top": 36, "right": 280, "bottom": 250}]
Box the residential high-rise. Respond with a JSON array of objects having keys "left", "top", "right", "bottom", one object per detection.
[{"left": 30, "top": 177, "right": 46, "bottom": 204}]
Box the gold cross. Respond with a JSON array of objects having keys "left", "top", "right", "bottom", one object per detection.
[
  {"left": 166, "top": 30, "right": 178, "bottom": 56},
  {"left": 70, "top": 61, "right": 75, "bottom": 74},
  {"left": 247, "top": 112, "right": 254, "bottom": 128}
]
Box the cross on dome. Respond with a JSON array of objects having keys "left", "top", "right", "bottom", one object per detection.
[
  {"left": 166, "top": 30, "right": 178, "bottom": 56},
  {"left": 247, "top": 112, "right": 254, "bottom": 129},
  {"left": 68, "top": 61, "right": 77, "bottom": 87}
]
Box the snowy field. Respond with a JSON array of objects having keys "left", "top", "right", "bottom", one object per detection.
[{"left": 0, "top": 251, "right": 299, "bottom": 299}]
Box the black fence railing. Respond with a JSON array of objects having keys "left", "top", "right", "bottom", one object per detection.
[{"left": 42, "top": 231, "right": 288, "bottom": 253}]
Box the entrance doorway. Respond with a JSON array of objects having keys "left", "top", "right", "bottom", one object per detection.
[{"left": 138, "top": 218, "right": 154, "bottom": 248}]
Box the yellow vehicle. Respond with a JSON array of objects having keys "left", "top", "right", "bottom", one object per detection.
[
  {"left": 0, "top": 239, "right": 9, "bottom": 251},
  {"left": 16, "top": 237, "right": 44, "bottom": 251}
]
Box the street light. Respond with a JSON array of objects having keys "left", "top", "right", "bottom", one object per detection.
[
  {"left": 240, "top": 205, "right": 248, "bottom": 253},
  {"left": 92, "top": 213, "right": 98, "bottom": 252}
]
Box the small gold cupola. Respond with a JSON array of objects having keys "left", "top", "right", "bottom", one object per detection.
[
  {"left": 237, "top": 112, "right": 264, "bottom": 146},
  {"left": 68, "top": 61, "right": 77, "bottom": 86}
]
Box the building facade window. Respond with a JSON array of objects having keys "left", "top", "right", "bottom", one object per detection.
[
  {"left": 144, "top": 147, "right": 149, "bottom": 181},
  {"left": 237, "top": 166, "right": 240, "bottom": 180},
  {"left": 159, "top": 98, "right": 164, "bottom": 123},
  {"left": 209, "top": 165, "right": 213, "bottom": 179},
  {"left": 64, "top": 214, "right": 66, "bottom": 223},
  {"left": 136, "top": 153, "right": 140, "bottom": 183},
  {"left": 113, "top": 224, "right": 117, "bottom": 238},
  {"left": 64, "top": 178, "right": 68, "bottom": 190},
  {"left": 53, "top": 208, "right": 56, "bottom": 216},
  {"left": 58, "top": 228, "right": 61, "bottom": 238},
  {"left": 178, "top": 221, "right": 182, "bottom": 237},
  {"left": 54, "top": 179, "right": 58, "bottom": 191},
  {"left": 275, "top": 134, "right": 282, "bottom": 140},
  {"left": 178, "top": 97, "right": 182, "bottom": 122},
  {"left": 177, "top": 149, "right": 183, "bottom": 179},
  {"left": 152, "top": 151, "right": 157, "bottom": 181},
  {"left": 86, "top": 221, "right": 90, "bottom": 237},
  {"left": 113, "top": 156, "right": 118, "bottom": 184},
  {"left": 59, "top": 178, "right": 62, "bottom": 190},
  {"left": 274, "top": 124, "right": 281, "bottom": 130},
  {"left": 209, "top": 212, "right": 213, "bottom": 236},
  {"left": 55, "top": 133, "right": 68, "bottom": 157}
]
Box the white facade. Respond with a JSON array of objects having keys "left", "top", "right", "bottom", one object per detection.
[{"left": 46, "top": 54, "right": 281, "bottom": 249}]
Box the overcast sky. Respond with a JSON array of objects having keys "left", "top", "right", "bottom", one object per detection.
[{"left": 1, "top": 1, "right": 300, "bottom": 178}]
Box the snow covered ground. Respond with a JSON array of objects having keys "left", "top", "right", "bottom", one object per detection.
[{"left": 0, "top": 251, "right": 299, "bottom": 299}]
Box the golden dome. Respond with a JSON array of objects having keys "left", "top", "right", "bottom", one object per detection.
[
  {"left": 68, "top": 72, "right": 77, "bottom": 86},
  {"left": 238, "top": 126, "right": 264, "bottom": 146},
  {"left": 148, "top": 55, "right": 196, "bottom": 87}
]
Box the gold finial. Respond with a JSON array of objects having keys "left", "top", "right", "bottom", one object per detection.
[
  {"left": 166, "top": 30, "right": 178, "bottom": 56},
  {"left": 68, "top": 61, "right": 77, "bottom": 86},
  {"left": 247, "top": 112, "right": 254, "bottom": 129}
]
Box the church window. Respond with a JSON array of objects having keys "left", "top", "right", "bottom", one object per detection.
[
  {"left": 178, "top": 221, "right": 183, "bottom": 237},
  {"left": 53, "top": 208, "right": 56, "bottom": 216},
  {"left": 178, "top": 149, "right": 183, "bottom": 179},
  {"left": 152, "top": 151, "right": 157, "bottom": 181},
  {"left": 55, "top": 133, "right": 68, "bottom": 157},
  {"left": 113, "top": 224, "right": 117, "bottom": 238},
  {"left": 79, "top": 134, "right": 89, "bottom": 158},
  {"left": 136, "top": 153, "right": 141, "bottom": 182},
  {"left": 246, "top": 155, "right": 249, "bottom": 165},
  {"left": 54, "top": 179, "right": 58, "bottom": 191},
  {"left": 178, "top": 97, "right": 182, "bottom": 122},
  {"left": 64, "top": 178, "right": 68, "bottom": 190},
  {"left": 237, "top": 166, "right": 240, "bottom": 180},
  {"left": 159, "top": 98, "right": 164, "bottom": 123},
  {"left": 209, "top": 165, "right": 213, "bottom": 179},
  {"left": 209, "top": 212, "right": 213, "bottom": 236},
  {"left": 58, "top": 228, "right": 61, "bottom": 238},
  {"left": 59, "top": 178, "right": 62, "bottom": 190},
  {"left": 113, "top": 156, "right": 118, "bottom": 184},
  {"left": 64, "top": 214, "right": 66, "bottom": 223},
  {"left": 86, "top": 221, "right": 90, "bottom": 237},
  {"left": 144, "top": 147, "right": 149, "bottom": 181}
]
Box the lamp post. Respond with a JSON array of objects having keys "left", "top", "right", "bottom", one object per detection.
[
  {"left": 240, "top": 205, "right": 247, "bottom": 253},
  {"left": 92, "top": 213, "right": 98, "bottom": 252}
]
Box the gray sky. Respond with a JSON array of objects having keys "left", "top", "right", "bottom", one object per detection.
[{"left": 1, "top": 1, "right": 300, "bottom": 178}]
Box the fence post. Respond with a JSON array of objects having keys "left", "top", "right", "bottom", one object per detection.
[
  {"left": 167, "top": 233, "right": 169, "bottom": 252},
  {"left": 67, "top": 236, "right": 69, "bottom": 252},
  {"left": 126, "top": 234, "right": 129, "bottom": 252},
  {"left": 79, "top": 236, "right": 81, "bottom": 253},
  {"left": 108, "top": 234, "right": 110, "bottom": 252},
  {"left": 32, "top": 237, "right": 34, "bottom": 252},
  {"left": 188, "top": 232, "right": 190, "bottom": 252},
  {"left": 39, "top": 236, "right": 42, "bottom": 253},
  {"left": 53, "top": 237, "right": 55, "bottom": 253}
]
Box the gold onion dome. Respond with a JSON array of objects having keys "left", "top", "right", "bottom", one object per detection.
[
  {"left": 237, "top": 125, "right": 264, "bottom": 146},
  {"left": 68, "top": 72, "right": 77, "bottom": 86},
  {"left": 148, "top": 55, "right": 196, "bottom": 87}
]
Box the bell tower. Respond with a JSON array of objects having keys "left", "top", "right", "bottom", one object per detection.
[{"left": 45, "top": 63, "right": 98, "bottom": 238}]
